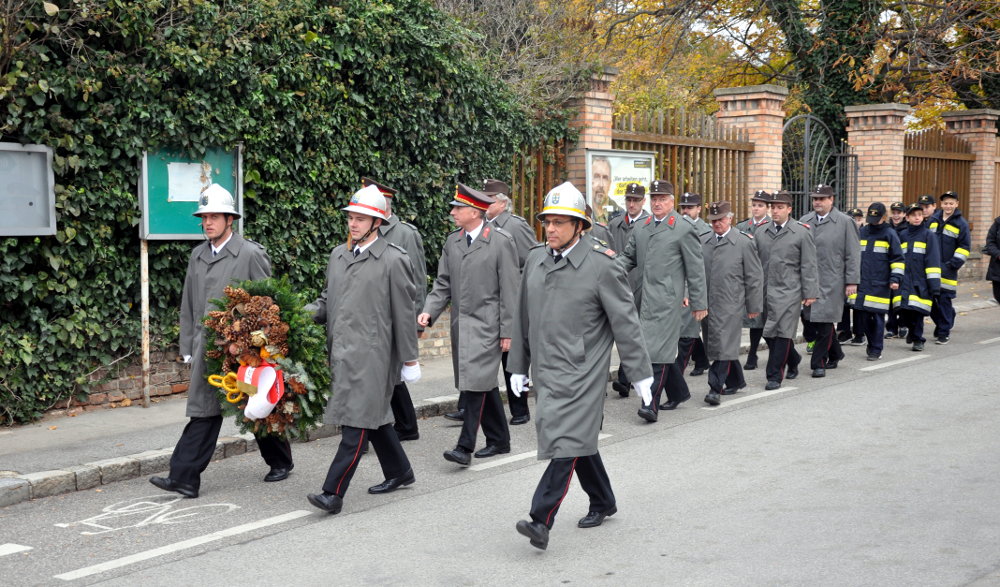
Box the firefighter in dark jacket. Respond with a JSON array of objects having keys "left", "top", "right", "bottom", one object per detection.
[
  {"left": 894, "top": 204, "right": 941, "bottom": 351},
  {"left": 925, "top": 191, "right": 971, "bottom": 344},
  {"left": 885, "top": 201, "right": 908, "bottom": 339},
  {"left": 852, "top": 202, "right": 905, "bottom": 361}
]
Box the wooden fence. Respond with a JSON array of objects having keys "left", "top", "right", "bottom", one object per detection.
[
  {"left": 510, "top": 139, "right": 568, "bottom": 240},
  {"left": 903, "top": 129, "right": 973, "bottom": 207},
  {"left": 612, "top": 109, "right": 754, "bottom": 220}
]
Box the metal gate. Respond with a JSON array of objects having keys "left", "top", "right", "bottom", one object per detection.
[{"left": 782, "top": 114, "right": 857, "bottom": 215}]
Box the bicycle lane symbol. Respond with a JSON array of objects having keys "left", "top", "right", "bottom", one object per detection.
[{"left": 54, "top": 494, "right": 240, "bottom": 536}]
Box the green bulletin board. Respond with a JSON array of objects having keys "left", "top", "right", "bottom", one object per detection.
[{"left": 139, "top": 146, "right": 243, "bottom": 239}]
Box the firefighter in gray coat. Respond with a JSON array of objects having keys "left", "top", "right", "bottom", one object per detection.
[
  {"left": 736, "top": 190, "right": 773, "bottom": 369},
  {"left": 419, "top": 183, "right": 518, "bottom": 466},
  {"left": 677, "top": 192, "right": 712, "bottom": 380},
  {"left": 700, "top": 201, "right": 763, "bottom": 405},
  {"left": 483, "top": 179, "right": 538, "bottom": 425},
  {"left": 798, "top": 184, "right": 859, "bottom": 377},
  {"left": 607, "top": 182, "right": 649, "bottom": 397},
  {"left": 150, "top": 185, "right": 293, "bottom": 499},
  {"left": 618, "top": 179, "right": 708, "bottom": 422},
  {"left": 305, "top": 184, "right": 421, "bottom": 515},
  {"left": 508, "top": 182, "right": 653, "bottom": 551},
  {"left": 364, "top": 177, "right": 427, "bottom": 442},
  {"left": 756, "top": 191, "right": 820, "bottom": 390}
]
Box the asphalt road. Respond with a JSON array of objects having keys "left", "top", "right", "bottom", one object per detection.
[{"left": 2, "top": 308, "right": 1000, "bottom": 586}]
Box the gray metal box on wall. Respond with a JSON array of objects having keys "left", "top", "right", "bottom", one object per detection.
[{"left": 0, "top": 143, "right": 56, "bottom": 236}]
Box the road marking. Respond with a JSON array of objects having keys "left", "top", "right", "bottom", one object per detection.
[
  {"left": 422, "top": 394, "right": 459, "bottom": 403},
  {"left": 701, "top": 387, "right": 798, "bottom": 410},
  {"left": 977, "top": 336, "right": 1000, "bottom": 345},
  {"left": 469, "top": 434, "right": 612, "bottom": 471},
  {"left": 0, "top": 543, "right": 33, "bottom": 557},
  {"left": 53, "top": 510, "right": 311, "bottom": 581},
  {"left": 858, "top": 355, "right": 925, "bottom": 371}
]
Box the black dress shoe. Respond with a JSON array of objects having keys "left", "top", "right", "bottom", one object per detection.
[
  {"left": 637, "top": 405, "right": 658, "bottom": 422},
  {"left": 765, "top": 380, "right": 781, "bottom": 390},
  {"left": 443, "top": 448, "right": 472, "bottom": 466},
  {"left": 703, "top": 392, "right": 720, "bottom": 406},
  {"left": 510, "top": 415, "right": 530, "bottom": 425},
  {"left": 660, "top": 394, "right": 690, "bottom": 410},
  {"left": 578, "top": 505, "right": 617, "bottom": 528},
  {"left": 720, "top": 384, "right": 745, "bottom": 395},
  {"left": 689, "top": 367, "right": 706, "bottom": 376},
  {"left": 743, "top": 358, "right": 757, "bottom": 370},
  {"left": 611, "top": 381, "right": 629, "bottom": 397},
  {"left": 395, "top": 430, "right": 420, "bottom": 441},
  {"left": 307, "top": 492, "right": 343, "bottom": 514},
  {"left": 912, "top": 341, "right": 924, "bottom": 351},
  {"left": 368, "top": 469, "right": 415, "bottom": 494},
  {"left": 444, "top": 409, "right": 465, "bottom": 421},
  {"left": 811, "top": 368, "right": 825, "bottom": 378},
  {"left": 150, "top": 476, "right": 198, "bottom": 498},
  {"left": 264, "top": 464, "right": 293, "bottom": 482},
  {"left": 474, "top": 445, "right": 511, "bottom": 458},
  {"left": 826, "top": 360, "right": 839, "bottom": 369},
  {"left": 786, "top": 365, "right": 799, "bottom": 379},
  {"left": 516, "top": 520, "right": 549, "bottom": 550}
]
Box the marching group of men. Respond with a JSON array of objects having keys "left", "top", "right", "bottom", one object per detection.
[{"left": 149, "top": 176, "right": 971, "bottom": 552}]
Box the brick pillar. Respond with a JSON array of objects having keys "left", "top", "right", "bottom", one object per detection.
[
  {"left": 713, "top": 84, "right": 789, "bottom": 192},
  {"left": 941, "top": 110, "right": 999, "bottom": 264},
  {"left": 565, "top": 67, "right": 617, "bottom": 190},
  {"left": 845, "top": 104, "right": 911, "bottom": 209}
]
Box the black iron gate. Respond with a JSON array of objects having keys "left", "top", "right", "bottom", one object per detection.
[{"left": 782, "top": 114, "right": 857, "bottom": 216}]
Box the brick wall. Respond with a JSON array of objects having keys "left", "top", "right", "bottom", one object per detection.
[
  {"left": 714, "top": 85, "right": 789, "bottom": 192},
  {"left": 846, "top": 104, "right": 911, "bottom": 209}
]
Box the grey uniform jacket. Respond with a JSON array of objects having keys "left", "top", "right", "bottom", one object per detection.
[
  {"left": 422, "top": 224, "right": 519, "bottom": 391},
  {"left": 508, "top": 242, "right": 651, "bottom": 459},
  {"left": 179, "top": 233, "right": 271, "bottom": 418},
  {"left": 700, "top": 230, "right": 763, "bottom": 360},
  {"left": 380, "top": 214, "right": 427, "bottom": 385},
  {"left": 488, "top": 209, "right": 537, "bottom": 269},
  {"left": 589, "top": 222, "right": 613, "bottom": 247},
  {"left": 755, "top": 221, "right": 820, "bottom": 339},
  {"left": 618, "top": 212, "right": 708, "bottom": 363},
  {"left": 608, "top": 211, "right": 650, "bottom": 293},
  {"left": 680, "top": 216, "right": 714, "bottom": 338},
  {"left": 797, "top": 209, "right": 860, "bottom": 323},
  {"left": 736, "top": 215, "right": 771, "bottom": 328},
  {"left": 307, "top": 238, "right": 418, "bottom": 429}
]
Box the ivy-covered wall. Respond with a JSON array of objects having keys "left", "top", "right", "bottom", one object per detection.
[{"left": 0, "top": 0, "right": 572, "bottom": 424}]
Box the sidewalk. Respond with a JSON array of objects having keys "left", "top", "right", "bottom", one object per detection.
[{"left": 2, "top": 280, "right": 996, "bottom": 507}]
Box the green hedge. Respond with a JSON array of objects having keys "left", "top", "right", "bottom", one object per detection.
[{"left": 0, "top": 0, "right": 571, "bottom": 424}]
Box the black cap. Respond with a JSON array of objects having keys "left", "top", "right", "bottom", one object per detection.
[
  {"left": 361, "top": 177, "right": 397, "bottom": 198},
  {"left": 905, "top": 203, "right": 923, "bottom": 215},
  {"left": 649, "top": 179, "right": 674, "bottom": 195},
  {"left": 939, "top": 190, "right": 959, "bottom": 201},
  {"left": 848, "top": 207, "right": 864, "bottom": 218},
  {"left": 890, "top": 201, "right": 905, "bottom": 212},
  {"left": 624, "top": 182, "right": 646, "bottom": 199},
  {"left": 772, "top": 191, "right": 793, "bottom": 205},
  {"left": 707, "top": 201, "right": 731, "bottom": 220},
  {"left": 917, "top": 194, "right": 935, "bottom": 206},
  {"left": 679, "top": 192, "right": 702, "bottom": 206},
  {"left": 811, "top": 184, "right": 835, "bottom": 197},
  {"left": 866, "top": 202, "right": 886, "bottom": 224},
  {"left": 751, "top": 190, "right": 771, "bottom": 203}
]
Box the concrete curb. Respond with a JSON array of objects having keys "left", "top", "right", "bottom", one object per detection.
[{"left": 4, "top": 298, "right": 994, "bottom": 508}]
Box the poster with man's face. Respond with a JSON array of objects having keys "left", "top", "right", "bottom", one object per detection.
[{"left": 586, "top": 149, "right": 655, "bottom": 224}]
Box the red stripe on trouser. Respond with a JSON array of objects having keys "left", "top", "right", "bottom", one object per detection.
[
  {"left": 335, "top": 429, "right": 366, "bottom": 495},
  {"left": 682, "top": 342, "right": 695, "bottom": 369},
  {"left": 546, "top": 458, "right": 578, "bottom": 527}
]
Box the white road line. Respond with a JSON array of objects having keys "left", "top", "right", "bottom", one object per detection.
[
  {"left": 422, "top": 394, "right": 459, "bottom": 403},
  {"left": 977, "top": 336, "right": 1000, "bottom": 345},
  {"left": 53, "top": 510, "right": 311, "bottom": 581},
  {"left": 0, "top": 543, "right": 33, "bottom": 556},
  {"left": 701, "top": 387, "right": 799, "bottom": 410},
  {"left": 469, "top": 434, "right": 612, "bottom": 472},
  {"left": 858, "top": 355, "right": 925, "bottom": 371}
]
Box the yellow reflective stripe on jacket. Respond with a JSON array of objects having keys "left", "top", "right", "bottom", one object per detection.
[
  {"left": 941, "top": 277, "right": 957, "bottom": 291},
  {"left": 954, "top": 247, "right": 969, "bottom": 259},
  {"left": 892, "top": 295, "right": 902, "bottom": 304},
  {"left": 859, "top": 239, "right": 868, "bottom": 246},
  {"left": 862, "top": 295, "right": 890, "bottom": 310},
  {"left": 847, "top": 293, "right": 858, "bottom": 302},
  {"left": 944, "top": 224, "right": 960, "bottom": 236},
  {"left": 925, "top": 266, "right": 941, "bottom": 279},
  {"left": 913, "top": 241, "right": 927, "bottom": 253},
  {"left": 908, "top": 295, "right": 933, "bottom": 312},
  {"left": 929, "top": 222, "right": 939, "bottom": 230},
  {"left": 891, "top": 262, "right": 905, "bottom": 275}
]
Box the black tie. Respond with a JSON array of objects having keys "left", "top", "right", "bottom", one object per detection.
[
  {"left": 553, "top": 253, "right": 562, "bottom": 263},
  {"left": 212, "top": 249, "right": 218, "bottom": 257},
  {"left": 717, "top": 234, "right": 723, "bottom": 243},
  {"left": 353, "top": 247, "right": 360, "bottom": 258},
  {"left": 466, "top": 234, "right": 472, "bottom": 247},
  {"left": 655, "top": 219, "right": 661, "bottom": 226},
  {"left": 775, "top": 224, "right": 782, "bottom": 233}
]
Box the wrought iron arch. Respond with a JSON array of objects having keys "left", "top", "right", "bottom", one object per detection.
[{"left": 782, "top": 114, "right": 856, "bottom": 216}]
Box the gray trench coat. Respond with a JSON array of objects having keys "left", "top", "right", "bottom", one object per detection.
[
  {"left": 755, "top": 221, "right": 820, "bottom": 338},
  {"left": 180, "top": 233, "right": 271, "bottom": 418},
  {"left": 736, "top": 215, "right": 772, "bottom": 328},
  {"left": 589, "top": 221, "right": 613, "bottom": 247},
  {"left": 380, "top": 214, "right": 427, "bottom": 314},
  {"left": 608, "top": 211, "right": 650, "bottom": 295},
  {"left": 508, "top": 241, "right": 651, "bottom": 459},
  {"left": 680, "top": 216, "right": 714, "bottom": 338},
  {"left": 488, "top": 209, "right": 537, "bottom": 269},
  {"left": 422, "top": 224, "right": 519, "bottom": 391},
  {"left": 700, "top": 230, "right": 764, "bottom": 360},
  {"left": 618, "top": 213, "right": 708, "bottom": 363},
  {"left": 798, "top": 209, "right": 860, "bottom": 323},
  {"left": 307, "top": 238, "right": 418, "bottom": 429}
]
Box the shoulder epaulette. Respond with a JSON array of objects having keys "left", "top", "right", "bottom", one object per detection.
[
  {"left": 797, "top": 221, "right": 811, "bottom": 229},
  {"left": 386, "top": 242, "right": 407, "bottom": 254},
  {"left": 400, "top": 220, "right": 420, "bottom": 231},
  {"left": 589, "top": 241, "right": 616, "bottom": 258},
  {"left": 448, "top": 227, "right": 462, "bottom": 235},
  {"left": 245, "top": 238, "right": 266, "bottom": 250},
  {"left": 738, "top": 230, "right": 753, "bottom": 239},
  {"left": 588, "top": 234, "right": 610, "bottom": 248},
  {"left": 529, "top": 242, "right": 546, "bottom": 250},
  {"left": 492, "top": 226, "right": 515, "bottom": 241}
]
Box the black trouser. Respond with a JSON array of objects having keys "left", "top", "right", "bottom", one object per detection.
[
  {"left": 897, "top": 309, "right": 925, "bottom": 343},
  {"left": 169, "top": 416, "right": 292, "bottom": 491},
  {"left": 930, "top": 295, "right": 956, "bottom": 338},
  {"left": 886, "top": 303, "right": 899, "bottom": 334},
  {"left": 649, "top": 361, "right": 687, "bottom": 412},
  {"left": 456, "top": 388, "right": 510, "bottom": 452},
  {"left": 690, "top": 337, "right": 710, "bottom": 370},
  {"left": 322, "top": 424, "right": 410, "bottom": 497},
  {"left": 747, "top": 328, "right": 765, "bottom": 362},
  {"left": 530, "top": 453, "right": 614, "bottom": 529},
  {"left": 502, "top": 351, "right": 529, "bottom": 418},
  {"left": 806, "top": 321, "right": 842, "bottom": 369},
  {"left": 837, "top": 307, "right": 851, "bottom": 337},
  {"left": 993, "top": 281, "right": 1000, "bottom": 305},
  {"left": 801, "top": 317, "right": 818, "bottom": 343},
  {"left": 390, "top": 382, "right": 419, "bottom": 436},
  {"left": 852, "top": 308, "right": 865, "bottom": 337},
  {"left": 764, "top": 337, "right": 800, "bottom": 383},
  {"left": 616, "top": 366, "right": 630, "bottom": 389},
  {"left": 708, "top": 360, "right": 745, "bottom": 393},
  {"left": 862, "top": 310, "right": 886, "bottom": 356}
]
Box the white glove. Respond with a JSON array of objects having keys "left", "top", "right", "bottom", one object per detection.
[
  {"left": 182, "top": 355, "right": 192, "bottom": 364},
  {"left": 510, "top": 374, "right": 529, "bottom": 398},
  {"left": 401, "top": 362, "right": 421, "bottom": 383},
  {"left": 633, "top": 376, "right": 653, "bottom": 406}
]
